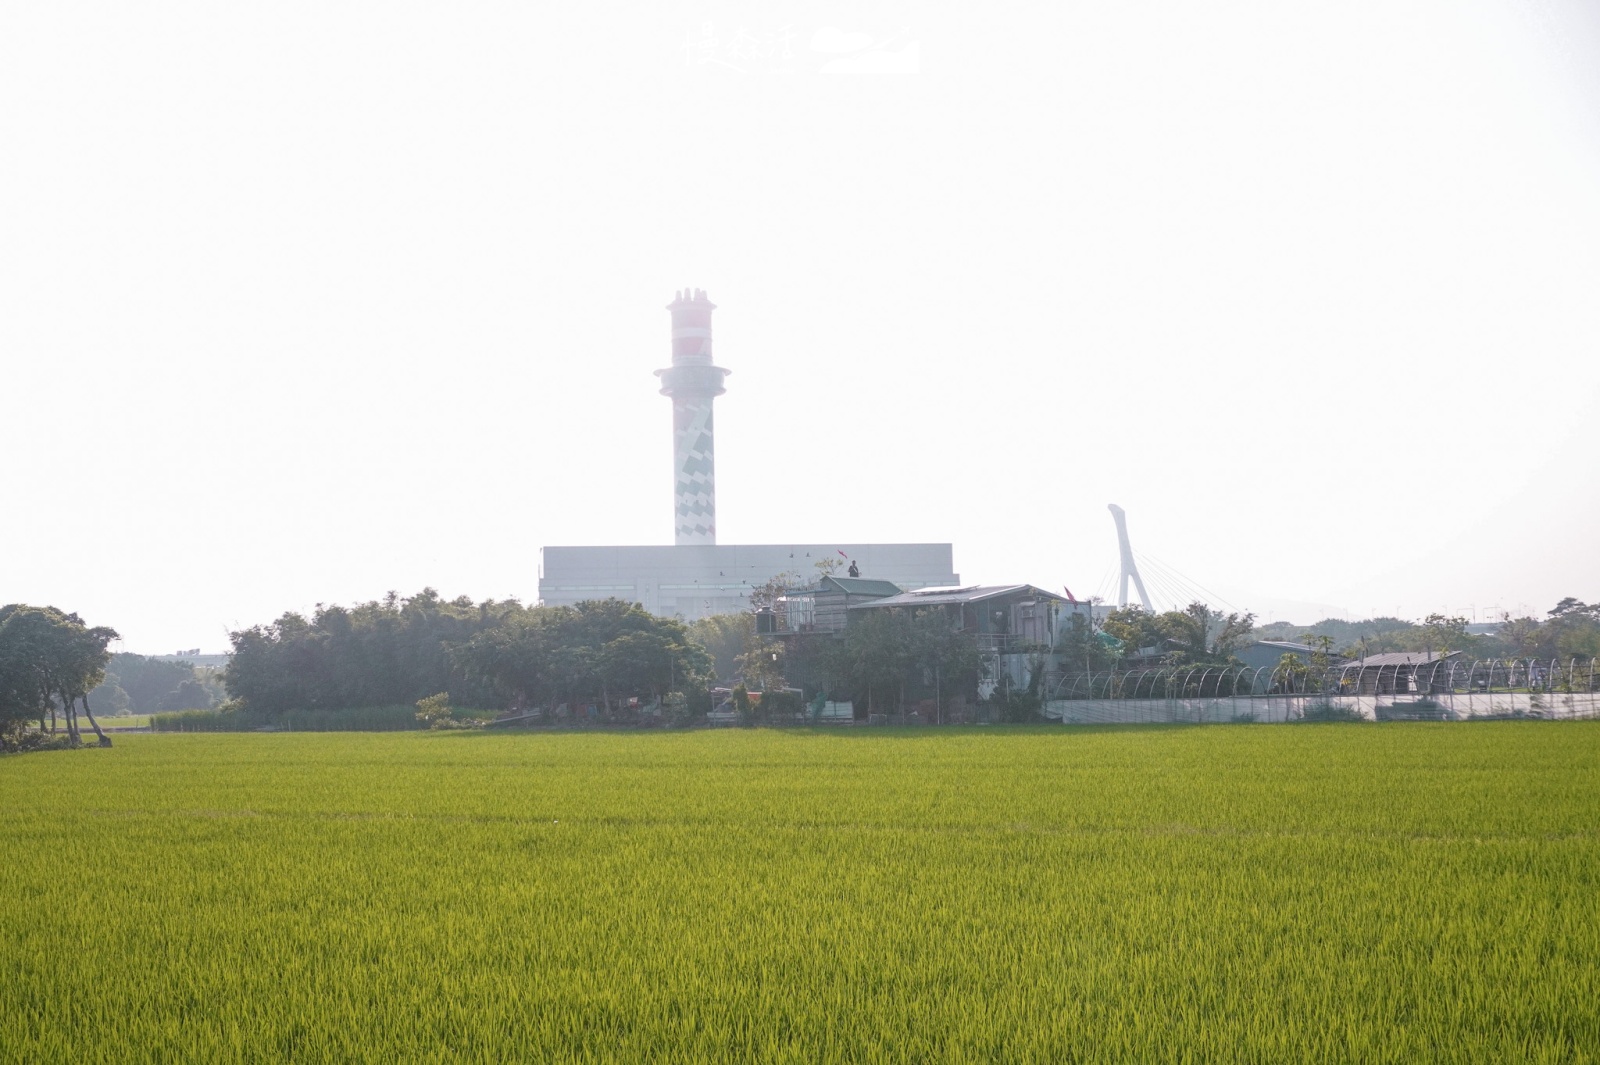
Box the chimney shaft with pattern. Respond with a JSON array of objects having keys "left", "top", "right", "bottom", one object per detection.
[{"left": 655, "top": 289, "right": 730, "bottom": 546}]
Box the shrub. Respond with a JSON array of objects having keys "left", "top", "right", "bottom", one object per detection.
[
  {"left": 150, "top": 709, "right": 249, "bottom": 733},
  {"left": 761, "top": 690, "right": 804, "bottom": 722},
  {"left": 153, "top": 705, "right": 425, "bottom": 732},
  {"left": 414, "top": 694, "right": 483, "bottom": 730},
  {"left": 0, "top": 730, "right": 76, "bottom": 754},
  {"left": 989, "top": 691, "right": 1043, "bottom": 724},
  {"left": 415, "top": 693, "right": 453, "bottom": 728},
  {"left": 1296, "top": 701, "right": 1367, "bottom": 723}
]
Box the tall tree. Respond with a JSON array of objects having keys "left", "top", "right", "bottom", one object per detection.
[
  {"left": 0, "top": 605, "right": 118, "bottom": 747},
  {"left": 1153, "top": 602, "right": 1255, "bottom": 666},
  {"left": 1099, "top": 602, "right": 1254, "bottom": 667},
  {"left": 833, "top": 610, "right": 914, "bottom": 714},
  {"left": 224, "top": 589, "right": 517, "bottom": 713},
  {"left": 58, "top": 618, "right": 119, "bottom": 746},
  {"left": 907, "top": 608, "right": 981, "bottom": 723},
  {"left": 0, "top": 604, "right": 55, "bottom": 736},
  {"left": 1056, "top": 603, "right": 1121, "bottom": 674},
  {"left": 686, "top": 613, "right": 755, "bottom": 683}
]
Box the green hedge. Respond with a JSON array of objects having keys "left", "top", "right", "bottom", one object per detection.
[
  {"left": 152, "top": 705, "right": 421, "bottom": 733},
  {"left": 152, "top": 705, "right": 503, "bottom": 732}
]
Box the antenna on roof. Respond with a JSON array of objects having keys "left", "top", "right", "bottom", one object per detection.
[{"left": 1108, "top": 504, "right": 1154, "bottom": 612}]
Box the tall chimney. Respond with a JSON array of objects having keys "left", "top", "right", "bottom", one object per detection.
[{"left": 655, "top": 289, "right": 730, "bottom": 546}]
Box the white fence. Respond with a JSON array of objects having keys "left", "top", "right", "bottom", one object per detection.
[{"left": 1044, "top": 658, "right": 1600, "bottom": 724}]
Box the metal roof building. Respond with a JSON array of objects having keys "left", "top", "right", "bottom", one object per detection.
[
  {"left": 1236, "top": 640, "right": 1317, "bottom": 671},
  {"left": 1345, "top": 651, "right": 1460, "bottom": 669},
  {"left": 850, "top": 584, "right": 1079, "bottom": 649},
  {"left": 851, "top": 584, "right": 1052, "bottom": 609},
  {"left": 1344, "top": 650, "right": 1463, "bottom": 694},
  {"left": 767, "top": 575, "right": 906, "bottom": 635}
]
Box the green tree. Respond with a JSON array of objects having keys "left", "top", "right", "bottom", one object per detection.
[
  {"left": 451, "top": 608, "right": 559, "bottom": 710},
  {"left": 1100, "top": 606, "right": 1168, "bottom": 661},
  {"left": 92, "top": 672, "right": 132, "bottom": 716},
  {"left": 1056, "top": 604, "right": 1120, "bottom": 674},
  {"left": 908, "top": 608, "right": 981, "bottom": 723},
  {"left": 451, "top": 599, "right": 712, "bottom": 720},
  {"left": 1418, "top": 614, "right": 1472, "bottom": 656},
  {"left": 96, "top": 654, "right": 194, "bottom": 714},
  {"left": 56, "top": 615, "right": 120, "bottom": 746},
  {"left": 1546, "top": 599, "right": 1600, "bottom": 661},
  {"left": 156, "top": 679, "right": 214, "bottom": 712},
  {"left": 833, "top": 610, "right": 914, "bottom": 715},
  {"left": 1488, "top": 613, "right": 1545, "bottom": 659},
  {"left": 747, "top": 571, "right": 801, "bottom": 612},
  {"left": 1254, "top": 616, "right": 1412, "bottom": 655},
  {"left": 735, "top": 639, "right": 785, "bottom": 693},
  {"left": 0, "top": 605, "right": 54, "bottom": 738},
  {"left": 1145, "top": 603, "right": 1254, "bottom": 666},
  {"left": 599, "top": 629, "right": 704, "bottom": 706},
  {"left": 686, "top": 613, "right": 755, "bottom": 683},
  {"left": 771, "top": 630, "right": 837, "bottom": 703},
  {"left": 0, "top": 613, "right": 46, "bottom": 746},
  {"left": 225, "top": 589, "right": 521, "bottom": 714},
  {"left": 1273, "top": 651, "right": 1310, "bottom": 693},
  {"left": 0, "top": 605, "right": 118, "bottom": 747}
]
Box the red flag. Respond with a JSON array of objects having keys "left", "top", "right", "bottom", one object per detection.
[
  {"left": 1063, "top": 586, "right": 1077, "bottom": 603},
  {"left": 838, "top": 550, "right": 849, "bottom": 558}
]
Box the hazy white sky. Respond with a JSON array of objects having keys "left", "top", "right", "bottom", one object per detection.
[{"left": 4, "top": 0, "right": 1597, "bottom": 652}]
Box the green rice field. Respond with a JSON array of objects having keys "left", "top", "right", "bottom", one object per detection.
[{"left": 4, "top": 725, "right": 1598, "bottom": 1062}]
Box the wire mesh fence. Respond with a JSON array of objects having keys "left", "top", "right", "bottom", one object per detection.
[{"left": 1044, "top": 658, "right": 1600, "bottom": 724}]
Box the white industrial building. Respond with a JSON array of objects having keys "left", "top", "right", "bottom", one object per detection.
[{"left": 539, "top": 544, "right": 959, "bottom": 622}]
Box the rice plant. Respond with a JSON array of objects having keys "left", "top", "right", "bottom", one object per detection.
[{"left": 3, "top": 724, "right": 1597, "bottom": 1062}]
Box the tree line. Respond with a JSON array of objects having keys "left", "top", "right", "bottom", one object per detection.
[
  {"left": 1254, "top": 598, "right": 1600, "bottom": 661},
  {"left": 15, "top": 589, "right": 1590, "bottom": 740},
  {"left": 1082, "top": 602, "right": 1257, "bottom": 671},
  {"left": 88, "top": 654, "right": 223, "bottom": 716},
  {"left": 0, "top": 605, "right": 118, "bottom": 750},
  {"left": 224, "top": 590, "right": 712, "bottom": 720},
  {"left": 1055, "top": 597, "right": 1600, "bottom": 675}
]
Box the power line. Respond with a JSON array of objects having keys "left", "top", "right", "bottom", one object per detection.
[{"left": 1137, "top": 549, "right": 1239, "bottom": 612}]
